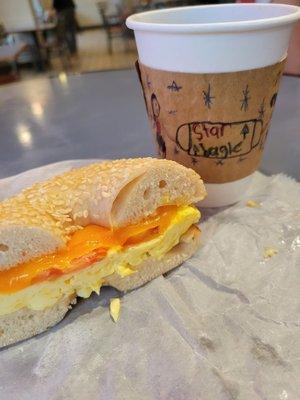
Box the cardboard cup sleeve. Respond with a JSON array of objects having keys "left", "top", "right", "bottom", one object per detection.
[{"left": 136, "top": 60, "right": 285, "bottom": 184}]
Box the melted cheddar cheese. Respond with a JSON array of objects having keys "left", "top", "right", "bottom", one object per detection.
[{"left": 0, "top": 205, "right": 200, "bottom": 316}]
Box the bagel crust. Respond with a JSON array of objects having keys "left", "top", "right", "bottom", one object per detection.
[
  {"left": 0, "top": 294, "right": 76, "bottom": 348},
  {"left": 0, "top": 158, "right": 206, "bottom": 270}
]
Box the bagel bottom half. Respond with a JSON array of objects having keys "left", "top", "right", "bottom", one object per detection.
[{"left": 0, "top": 226, "right": 199, "bottom": 348}]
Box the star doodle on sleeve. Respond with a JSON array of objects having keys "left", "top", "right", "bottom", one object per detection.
[
  {"left": 202, "top": 84, "right": 215, "bottom": 109},
  {"left": 240, "top": 85, "right": 250, "bottom": 111}
]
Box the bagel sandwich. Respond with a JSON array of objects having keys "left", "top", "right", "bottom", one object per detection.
[{"left": 0, "top": 158, "right": 206, "bottom": 347}]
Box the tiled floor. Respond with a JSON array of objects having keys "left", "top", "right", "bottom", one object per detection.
[{"left": 18, "top": 28, "right": 137, "bottom": 81}]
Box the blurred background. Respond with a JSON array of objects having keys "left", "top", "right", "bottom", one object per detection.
[
  {"left": 0, "top": 0, "right": 234, "bottom": 84},
  {"left": 0, "top": 0, "right": 298, "bottom": 85}
]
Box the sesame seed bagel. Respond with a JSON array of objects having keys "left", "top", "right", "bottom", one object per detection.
[{"left": 0, "top": 158, "right": 206, "bottom": 270}]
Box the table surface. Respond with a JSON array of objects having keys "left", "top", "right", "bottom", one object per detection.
[{"left": 0, "top": 69, "right": 299, "bottom": 180}]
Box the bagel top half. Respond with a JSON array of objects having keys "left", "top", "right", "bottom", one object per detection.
[{"left": 0, "top": 158, "right": 206, "bottom": 270}]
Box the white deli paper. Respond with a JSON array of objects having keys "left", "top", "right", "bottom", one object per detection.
[{"left": 0, "top": 160, "right": 299, "bottom": 400}]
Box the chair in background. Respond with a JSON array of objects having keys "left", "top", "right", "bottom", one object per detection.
[
  {"left": 0, "top": 24, "right": 29, "bottom": 84},
  {"left": 0, "top": 24, "right": 6, "bottom": 45},
  {"left": 97, "top": 1, "right": 129, "bottom": 54}
]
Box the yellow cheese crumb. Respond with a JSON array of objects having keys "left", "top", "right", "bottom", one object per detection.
[
  {"left": 110, "top": 298, "right": 121, "bottom": 322},
  {"left": 246, "top": 200, "right": 261, "bottom": 208},
  {"left": 264, "top": 247, "right": 278, "bottom": 259},
  {"left": 116, "top": 264, "right": 135, "bottom": 278}
]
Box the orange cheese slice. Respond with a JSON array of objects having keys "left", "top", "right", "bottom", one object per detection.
[{"left": 0, "top": 206, "right": 178, "bottom": 294}]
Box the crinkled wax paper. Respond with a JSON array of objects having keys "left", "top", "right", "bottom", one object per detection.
[{"left": 0, "top": 160, "right": 299, "bottom": 400}]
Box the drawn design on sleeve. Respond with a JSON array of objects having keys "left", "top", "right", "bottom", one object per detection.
[
  {"left": 215, "top": 160, "right": 224, "bottom": 166},
  {"left": 202, "top": 84, "right": 215, "bottom": 109},
  {"left": 240, "top": 85, "right": 250, "bottom": 111},
  {"left": 146, "top": 75, "right": 151, "bottom": 89},
  {"left": 258, "top": 99, "right": 265, "bottom": 119},
  {"left": 175, "top": 119, "right": 263, "bottom": 161},
  {"left": 241, "top": 123, "right": 250, "bottom": 140},
  {"left": 191, "top": 157, "right": 198, "bottom": 165},
  {"left": 238, "top": 156, "right": 247, "bottom": 163},
  {"left": 270, "top": 93, "right": 277, "bottom": 108},
  {"left": 168, "top": 110, "right": 177, "bottom": 115},
  {"left": 260, "top": 127, "right": 270, "bottom": 151},
  {"left": 167, "top": 81, "right": 182, "bottom": 92},
  {"left": 151, "top": 93, "right": 166, "bottom": 158}
]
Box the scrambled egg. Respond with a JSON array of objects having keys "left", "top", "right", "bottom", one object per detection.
[
  {"left": 0, "top": 206, "right": 199, "bottom": 316},
  {"left": 110, "top": 298, "right": 121, "bottom": 322},
  {"left": 246, "top": 200, "right": 261, "bottom": 208},
  {"left": 264, "top": 247, "right": 278, "bottom": 259}
]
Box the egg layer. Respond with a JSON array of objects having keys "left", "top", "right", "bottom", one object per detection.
[
  {"left": 0, "top": 206, "right": 179, "bottom": 294},
  {"left": 0, "top": 205, "right": 200, "bottom": 316}
]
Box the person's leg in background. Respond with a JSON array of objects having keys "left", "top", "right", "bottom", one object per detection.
[
  {"left": 57, "top": 8, "right": 77, "bottom": 55},
  {"left": 64, "top": 8, "right": 77, "bottom": 55},
  {"left": 56, "top": 10, "right": 68, "bottom": 51}
]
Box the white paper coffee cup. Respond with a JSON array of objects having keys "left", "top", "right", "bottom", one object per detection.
[{"left": 127, "top": 4, "right": 300, "bottom": 207}]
